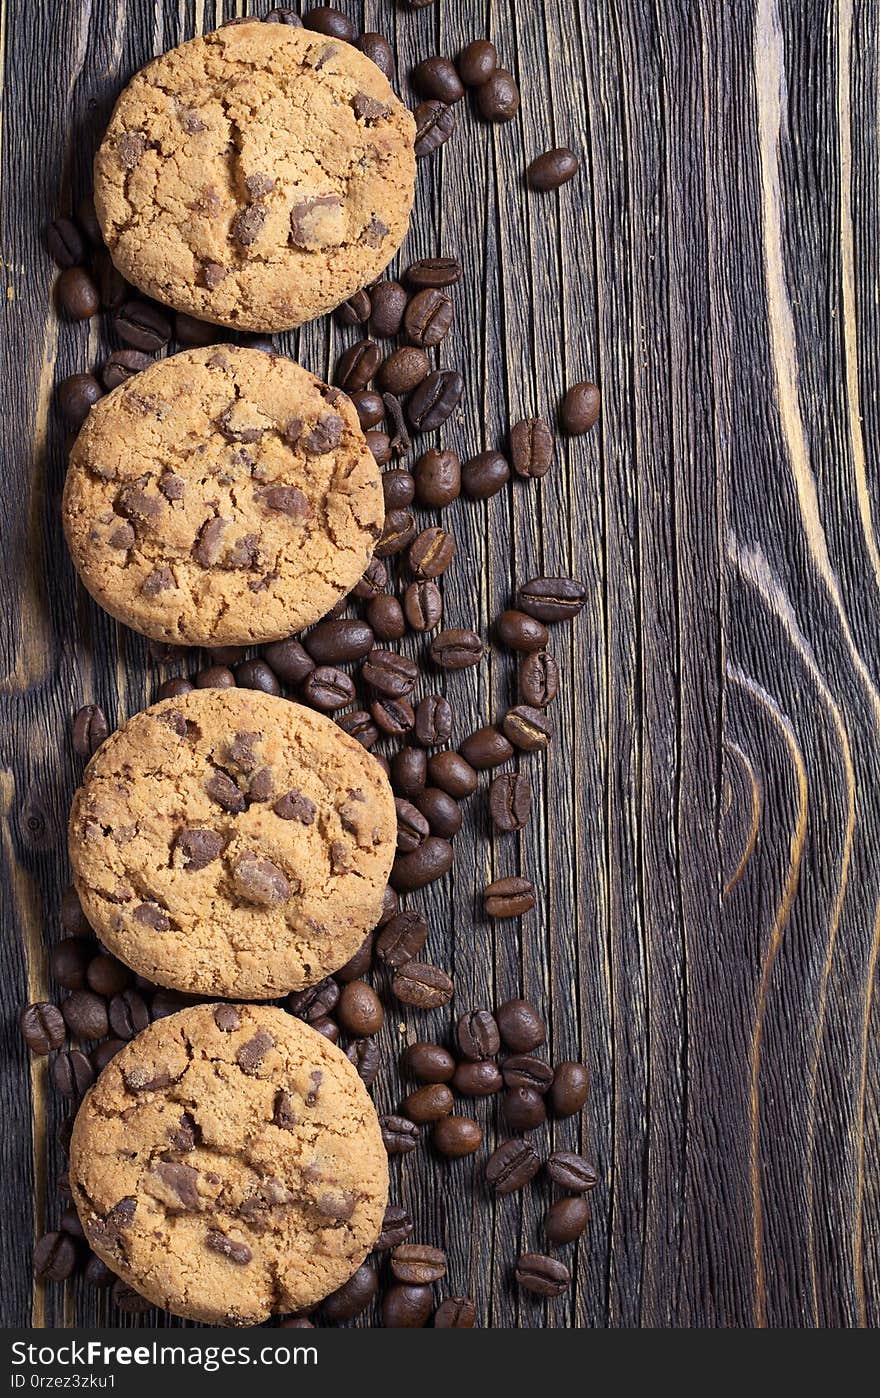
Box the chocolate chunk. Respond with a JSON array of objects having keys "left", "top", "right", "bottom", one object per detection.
[
  {"left": 228, "top": 730, "right": 261, "bottom": 771},
  {"left": 213, "top": 1004, "right": 241, "bottom": 1033},
  {"left": 303, "top": 413, "right": 343, "bottom": 454},
  {"left": 159, "top": 471, "right": 186, "bottom": 500},
  {"left": 245, "top": 172, "right": 276, "bottom": 197},
  {"left": 205, "top": 771, "right": 247, "bottom": 813},
  {"left": 169, "top": 1112, "right": 198, "bottom": 1152},
  {"left": 133, "top": 902, "right": 171, "bottom": 931},
  {"left": 92, "top": 1196, "right": 137, "bottom": 1250},
  {"left": 305, "top": 1069, "right": 323, "bottom": 1106},
  {"left": 284, "top": 417, "right": 303, "bottom": 444},
  {"left": 273, "top": 1089, "right": 297, "bottom": 1129},
  {"left": 193, "top": 517, "right": 226, "bottom": 566},
  {"left": 231, "top": 852, "right": 293, "bottom": 906},
  {"left": 108, "top": 522, "right": 135, "bottom": 550},
  {"left": 289, "top": 194, "right": 345, "bottom": 250},
  {"left": 231, "top": 204, "right": 266, "bottom": 246},
  {"left": 317, "top": 1189, "right": 356, "bottom": 1221},
  {"left": 121, "top": 1064, "right": 179, "bottom": 1093},
  {"left": 179, "top": 108, "right": 206, "bottom": 134},
  {"left": 149, "top": 1161, "right": 201, "bottom": 1211},
  {"left": 174, "top": 827, "right": 224, "bottom": 871},
  {"left": 273, "top": 789, "right": 317, "bottom": 824},
  {"left": 247, "top": 766, "right": 274, "bottom": 801},
  {"left": 116, "top": 483, "right": 162, "bottom": 522},
  {"left": 255, "top": 484, "right": 312, "bottom": 518},
  {"left": 330, "top": 840, "right": 350, "bottom": 873},
  {"left": 202, "top": 261, "right": 228, "bottom": 289},
  {"left": 237, "top": 1030, "right": 275, "bottom": 1075},
  {"left": 363, "top": 215, "right": 389, "bottom": 248},
  {"left": 352, "top": 93, "right": 389, "bottom": 122},
  {"left": 206, "top": 1230, "right": 251, "bottom": 1264},
  {"left": 117, "top": 131, "right": 146, "bottom": 169}
]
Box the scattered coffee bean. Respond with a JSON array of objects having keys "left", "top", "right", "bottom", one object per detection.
[
  {"left": 108, "top": 989, "right": 150, "bottom": 1039},
  {"left": 114, "top": 300, "right": 171, "bottom": 351},
  {"left": 362, "top": 649, "right": 419, "bottom": 697},
  {"left": 403, "top": 1042, "right": 455, "bottom": 1084},
  {"left": 518, "top": 576, "right": 587, "bottom": 623},
  {"left": 496, "top": 609, "right": 549, "bottom": 653},
  {"left": 76, "top": 193, "right": 101, "bottom": 244},
  {"left": 57, "top": 373, "right": 103, "bottom": 428},
  {"left": 405, "top": 288, "right": 454, "bottom": 348},
  {"left": 379, "top": 345, "right": 430, "bottom": 395},
  {"left": 547, "top": 1151, "right": 598, "bottom": 1193},
  {"left": 54, "top": 1048, "right": 94, "bottom": 1100},
  {"left": 390, "top": 746, "right": 428, "bottom": 798},
  {"left": 47, "top": 217, "right": 85, "bottom": 268},
  {"left": 370, "top": 280, "right": 408, "bottom": 337},
  {"left": 427, "top": 750, "right": 478, "bottom": 798},
  {"left": 456, "top": 1009, "right": 500, "bottom": 1061},
  {"left": 477, "top": 69, "right": 520, "bottom": 122},
  {"left": 301, "top": 665, "right": 355, "bottom": 710},
  {"left": 391, "top": 836, "right": 454, "bottom": 891},
  {"left": 375, "top": 508, "right": 417, "bottom": 557},
  {"left": 57, "top": 266, "right": 99, "bottom": 320},
  {"left": 381, "top": 1114, "right": 421, "bottom": 1155},
  {"left": 72, "top": 704, "right": 108, "bottom": 758},
  {"left": 434, "top": 1296, "right": 477, "bottom": 1327},
  {"left": 91, "top": 1037, "right": 127, "bottom": 1073},
  {"left": 429, "top": 628, "right": 483, "bottom": 669},
  {"left": 433, "top": 1115, "right": 483, "bottom": 1158},
  {"left": 485, "top": 1137, "right": 541, "bottom": 1194},
  {"left": 457, "top": 39, "right": 497, "bottom": 87},
  {"left": 59, "top": 1203, "right": 84, "bottom": 1240},
  {"left": 112, "top": 1279, "right": 152, "bottom": 1313},
  {"left": 405, "top": 256, "right": 462, "bottom": 289},
  {"left": 414, "top": 100, "right": 456, "bottom": 157},
  {"left": 350, "top": 389, "right": 385, "bottom": 429},
  {"left": 503, "top": 1085, "right": 547, "bottom": 1131},
  {"left": 414, "top": 787, "right": 462, "bottom": 839},
  {"left": 367, "top": 430, "right": 392, "bottom": 464},
  {"left": 305, "top": 618, "right": 375, "bottom": 664},
  {"left": 409, "top": 527, "right": 456, "bottom": 580},
  {"left": 462, "top": 450, "right": 511, "bottom": 499},
  {"left": 412, "top": 56, "right": 465, "bottom": 104},
  {"left": 392, "top": 959, "right": 454, "bottom": 1007},
  {"left": 560, "top": 380, "right": 601, "bottom": 434},
  {"left": 20, "top": 1003, "right": 65, "bottom": 1055},
  {"left": 84, "top": 1253, "right": 115, "bottom": 1288},
  {"left": 367, "top": 593, "right": 406, "bottom": 641},
  {"left": 303, "top": 5, "right": 356, "bottom": 40},
  {"left": 550, "top": 1060, "right": 591, "bottom": 1117},
  {"left": 263, "top": 637, "right": 315, "bottom": 687},
  {"left": 515, "top": 1252, "right": 571, "bottom": 1297},
  {"left": 336, "top": 338, "right": 381, "bottom": 392},
  {"left": 489, "top": 772, "right": 532, "bottom": 832},
  {"left": 337, "top": 980, "right": 384, "bottom": 1038},
  {"left": 376, "top": 909, "right": 428, "bottom": 968},
  {"left": 545, "top": 1196, "right": 591, "bottom": 1245},
  {"left": 407, "top": 370, "right": 463, "bottom": 432},
  {"left": 414, "top": 447, "right": 461, "bottom": 508},
  {"left": 336, "top": 288, "right": 371, "bottom": 326},
  {"left": 503, "top": 1055, "right": 554, "bottom": 1093},
  {"left": 528, "top": 147, "right": 579, "bottom": 191},
  {"left": 403, "top": 579, "right": 443, "bottom": 632},
  {"left": 396, "top": 797, "right": 430, "bottom": 851},
  {"left": 334, "top": 932, "right": 374, "bottom": 982},
  {"left": 497, "top": 998, "right": 546, "bottom": 1051},
  {"left": 391, "top": 1243, "right": 447, "bottom": 1284},
  {"left": 323, "top": 1263, "right": 377, "bottom": 1322},
  {"left": 61, "top": 885, "right": 91, "bottom": 936},
  {"left": 453, "top": 1059, "right": 503, "bottom": 1096},
  {"left": 156, "top": 678, "right": 193, "bottom": 700},
  {"left": 234, "top": 659, "right": 282, "bottom": 695},
  {"left": 93, "top": 251, "right": 128, "bottom": 311},
  {"left": 502, "top": 704, "right": 552, "bottom": 752},
  {"left": 33, "top": 1231, "right": 77, "bottom": 1283},
  {"left": 289, "top": 978, "right": 340, "bottom": 1023},
  {"left": 413, "top": 695, "right": 452, "bottom": 748},
  {"left": 174, "top": 311, "right": 216, "bottom": 347},
  {"left": 484, "top": 876, "right": 537, "bottom": 918},
  {"left": 510, "top": 417, "right": 555, "bottom": 478},
  {"left": 382, "top": 1283, "right": 434, "bottom": 1328},
  {"left": 402, "top": 1083, "right": 454, "bottom": 1124},
  {"left": 519, "top": 650, "right": 559, "bottom": 708},
  {"left": 357, "top": 32, "right": 394, "bottom": 81},
  {"left": 459, "top": 726, "right": 514, "bottom": 770},
  {"left": 102, "top": 349, "right": 150, "bottom": 389},
  {"left": 50, "top": 937, "right": 93, "bottom": 990},
  {"left": 61, "top": 990, "right": 109, "bottom": 1041},
  {"left": 375, "top": 1204, "right": 414, "bottom": 1251},
  {"left": 346, "top": 1037, "right": 380, "bottom": 1087}
]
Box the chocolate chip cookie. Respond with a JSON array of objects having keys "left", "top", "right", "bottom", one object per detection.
[
  {"left": 93, "top": 23, "right": 416, "bottom": 331},
  {"left": 68, "top": 689, "right": 396, "bottom": 998},
  {"left": 69, "top": 1004, "right": 388, "bottom": 1324},
  {"left": 62, "top": 346, "right": 383, "bottom": 646}
]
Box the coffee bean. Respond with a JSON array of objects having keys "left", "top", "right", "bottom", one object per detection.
[
  {"left": 461, "top": 450, "right": 510, "bottom": 499},
  {"left": 414, "top": 787, "right": 462, "bottom": 839},
  {"left": 560, "top": 380, "right": 601, "bottom": 434},
  {"left": 91, "top": 1037, "right": 127, "bottom": 1073},
  {"left": 519, "top": 650, "right": 559, "bottom": 708},
  {"left": 381, "top": 1114, "right": 421, "bottom": 1155},
  {"left": 336, "top": 288, "right": 371, "bottom": 326},
  {"left": 528, "top": 147, "right": 579, "bottom": 191},
  {"left": 335, "top": 339, "right": 381, "bottom": 392},
  {"left": 403, "top": 580, "right": 443, "bottom": 632},
  {"left": 550, "top": 1061, "right": 591, "bottom": 1117},
  {"left": 412, "top": 56, "right": 465, "bottom": 104},
  {"left": 405, "top": 257, "right": 462, "bottom": 291},
  {"left": 433, "top": 1115, "right": 482, "bottom": 1158},
  {"left": 323, "top": 1262, "right": 378, "bottom": 1321},
  {"left": 412, "top": 696, "right": 452, "bottom": 748},
  {"left": 301, "top": 665, "right": 356, "bottom": 710},
  {"left": 362, "top": 649, "right": 419, "bottom": 697},
  {"left": 57, "top": 266, "right": 99, "bottom": 320},
  {"left": 452, "top": 1059, "right": 503, "bottom": 1096},
  {"left": 367, "top": 431, "right": 392, "bottom": 464},
  {"left": 378, "top": 345, "right": 430, "bottom": 395},
  {"left": 76, "top": 192, "right": 101, "bottom": 244},
  {"left": 503, "top": 1055, "right": 554, "bottom": 1093},
  {"left": 407, "top": 370, "right": 463, "bottom": 432},
  {"left": 520, "top": 579, "right": 586, "bottom": 626},
  {"left": 425, "top": 750, "right": 476, "bottom": 799},
  {"left": 263, "top": 637, "right": 315, "bottom": 687},
  {"left": 545, "top": 1196, "right": 591, "bottom": 1245},
  {"left": 391, "top": 1243, "right": 447, "bottom": 1284},
  {"left": 58, "top": 373, "right": 103, "bottom": 428},
  {"left": 390, "top": 746, "right": 428, "bottom": 798},
  {"left": 102, "top": 349, "right": 151, "bottom": 389},
  {"left": 235, "top": 333, "right": 275, "bottom": 353},
  {"left": 61, "top": 885, "right": 91, "bottom": 936},
  {"left": 382, "top": 1283, "right": 434, "bottom": 1328},
  {"left": 485, "top": 1138, "right": 541, "bottom": 1194},
  {"left": 391, "top": 837, "right": 454, "bottom": 891},
  {"left": 376, "top": 909, "right": 429, "bottom": 968},
  {"left": 374, "top": 1204, "right": 414, "bottom": 1251},
  {"left": 515, "top": 1253, "right": 570, "bottom": 1297},
  {"left": 484, "top": 877, "right": 537, "bottom": 919},
  {"left": 335, "top": 932, "right": 374, "bottom": 982},
  {"left": 392, "top": 959, "right": 454, "bottom": 1008},
  {"left": 112, "top": 1279, "right": 152, "bottom": 1314},
  {"left": 457, "top": 39, "right": 497, "bottom": 86},
  {"left": 404, "top": 288, "right": 454, "bottom": 348},
  {"left": 510, "top": 417, "right": 554, "bottom": 478},
  {"left": 497, "top": 998, "right": 546, "bottom": 1051},
  {"left": 380, "top": 472, "right": 414, "bottom": 514},
  {"left": 84, "top": 1253, "right": 115, "bottom": 1288},
  {"left": 496, "top": 609, "right": 549, "bottom": 653},
  {"left": 349, "top": 391, "right": 384, "bottom": 430},
  {"left": 303, "top": 5, "right": 355, "bottom": 40},
  {"left": 367, "top": 594, "right": 406, "bottom": 642},
  {"left": 50, "top": 937, "right": 93, "bottom": 990},
  {"left": 108, "top": 988, "right": 150, "bottom": 1039},
  {"left": 456, "top": 1009, "right": 500, "bottom": 1061},
  {"left": 61, "top": 990, "right": 109, "bottom": 1041},
  {"left": 94, "top": 251, "right": 129, "bottom": 311},
  {"left": 337, "top": 980, "right": 384, "bottom": 1037},
  {"left": 429, "top": 628, "right": 483, "bottom": 669},
  {"left": 156, "top": 678, "right": 193, "bottom": 700},
  {"left": 232, "top": 659, "right": 280, "bottom": 696},
  {"left": 174, "top": 311, "right": 216, "bottom": 347},
  {"left": 434, "top": 1296, "right": 477, "bottom": 1327},
  {"left": 503, "top": 1085, "right": 547, "bottom": 1131},
  {"left": 401, "top": 1083, "right": 454, "bottom": 1124},
  {"left": 414, "top": 100, "right": 456, "bottom": 157},
  {"left": 370, "top": 280, "right": 408, "bottom": 337},
  {"left": 375, "top": 508, "right": 417, "bottom": 557},
  {"left": 305, "top": 618, "right": 375, "bottom": 664},
  {"left": 20, "top": 1003, "right": 65, "bottom": 1055},
  {"left": 312, "top": 1018, "right": 339, "bottom": 1044},
  {"left": 54, "top": 1048, "right": 94, "bottom": 1100},
  {"left": 33, "top": 1231, "right": 77, "bottom": 1283},
  {"left": 288, "top": 978, "right": 340, "bottom": 1023},
  {"left": 358, "top": 32, "right": 394, "bottom": 81},
  {"left": 72, "top": 704, "right": 109, "bottom": 758},
  {"left": 379, "top": 885, "right": 400, "bottom": 926},
  {"left": 476, "top": 69, "right": 520, "bottom": 122},
  {"left": 547, "top": 1149, "right": 598, "bottom": 1193},
  {"left": 150, "top": 989, "right": 190, "bottom": 1021},
  {"left": 114, "top": 300, "right": 172, "bottom": 351},
  {"left": 489, "top": 772, "right": 532, "bottom": 832},
  {"left": 459, "top": 726, "right": 513, "bottom": 770},
  {"left": 346, "top": 1037, "right": 380, "bottom": 1086},
  {"left": 396, "top": 797, "right": 430, "bottom": 851},
  {"left": 403, "top": 1042, "right": 455, "bottom": 1085},
  {"left": 413, "top": 448, "right": 461, "bottom": 509},
  {"left": 502, "top": 704, "right": 552, "bottom": 752},
  {"left": 59, "top": 1203, "right": 85, "bottom": 1240},
  {"left": 47, "top": 217, "right": 85, "bottom": 268},
  {"left": 407, "top": 527, "right": 455, "bottom": 580}
]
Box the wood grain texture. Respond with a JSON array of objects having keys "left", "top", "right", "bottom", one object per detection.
[{"left": 0, "top": 0, "right": 877, "bottom": 1329}]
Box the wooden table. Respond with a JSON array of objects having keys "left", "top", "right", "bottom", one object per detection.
[{"left": 2, "top": 0, "right": 877, "bottom": 1330}]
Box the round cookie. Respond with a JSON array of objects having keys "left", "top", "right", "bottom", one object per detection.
[
  {"left": 93, "top": 23, "right": 416, "bottom": 331},
  {"left": 62, "top": 346, "right": 384, "bottom": 646},
  {"left": 68, "top": 689, "right": 396, "bottom": 998},
  {"left": 69, "top": 1004, "right": 388, "bottom": 1324}
]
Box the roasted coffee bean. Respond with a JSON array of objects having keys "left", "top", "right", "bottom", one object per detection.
[
  {"left": 434, "top": 1296, "right": 477, "bottom": 1328},
  {"left": 497, "top": 997, "right": 546, "bottom": 1051},
  {"left": 382, "top": 1283, "right": 434, "bottom": 1328},
  {"left": 369, "top": 280, "right": 408, "bottom": 337},
  {"left": 427, "top": 749, "right": 478, "bottom": 798},
  {"left": 391, "top": 1243, "right": 447, "bottom": 1284},
  {"left": 382, "top": 468, "right": 416, "bottom": 510},
  {"left": 560, "top": 380, "right": 601, "bottom": 434},
  {"left": 547, "top": 1151, "right": 598, "bottom": 1193},
  {"left": 234, "top": 659, "right": 282, "bottom": 696},
  {"left": 33, "top": 1231, "right": 77, "bottom": 1282},
  {"left": 456, "top": 1009, "right": 500, "bottom": 1061},
  {"left": 114, "top": 300, "right": 172, "bottom": 351},
  {"left": 489, "top": 772, "right": 532, "bottom": 832},
  {"left": 413, "top": 448, "right": 461, "bottom": 508},
  {"left": 376, "top": 909, "right": 428, "bottom": 968},
  {"left": 379, "top": 885, "right": 400, "bottom": 926},
  {"left": 72, "top": 704, "right": 109, "bottom": 757},
  {"left": 374, "top": 1204, "right": 414, "bottom": 1251},
  {"left": 336, "top": 288, "right": 371, "bottom": 326},
  {"left": 550, "top": 1060, "right": 591, "bottom": 1117},
  {"left": 378, "top": 345, "right": 430, "bottom": 395},
  {"left": 62, "top": 990, "right": 109, "bottom": 1041},
  {"left": 546, "top": 1196, "right": 591, "bottom": 1245},
  {"left": 335, "top": 932, "right": 374, "bottom": 982},
  {"left": 61, "top": 885, "right": 91, "bottom": 936},
  {"left": 102, "top": 349, "right": 150, "bottom": 390},
  {"left": 59, "top": 1203, "right": 84, "bottom": 1241},
  {"left": 510, "top": 417, "right": 554, "bottom": 478},
  {"left": 412, "top": 56, "right": 465, "bottom": 104},
  {"left": 503, "top": 1054, "right": 554, "bottom": 1092},
  {"left": 174, "top": 311, "right": 216, "bottom": 347},
  {"left": 84, "top": 1253, "right": 115, "bottom": 1288},
  {"left": 414, "top": 786, "right": 462, "bottom": 840},
  {"left": 453, "top": 1059, "right": 503, "bottom": 1096},
  {"left": 311, "top": 1015, "right": 339, "bottom": 1043},
  {"left": 346, "top": 1036, "right": 380, "bottom": 1086},
  {"left": 57, "top": 266, "right": 100, "bottom": 320},
  {"left": 76, "top": 192, "right": 101, "bottom": 244},
  {"left": 404, "top": 288, "right": 454, "bottom": 348},
  {"left": 518, "top": 576, "right": 587, "bottom": 622},
  {"left": 288, "top": 978, "right": 340, "bottom": 1023},
  {"left": 50, "top": 937, "right": 93, "bottom": 990},
  {"left": 503, "top": 1086, "right": 547, "bottom": 1131},
  {"left": 381, "top": 1115, "right": 420, "bottom": 1155},
  {"left": 457, "top": 39, "right": 497, "bottom": 87},
  {"left": 429, "top": 628, "right": 483, "bottom": 669},
  {"left": 303, "top": 5, "right": 356, "bottom": 40},
  {"left": 409, "top": 527, "right": 455, "bottom": 579},
  {"left": 47, "top": 217, "right": 85, "bottom": 268},
  {"left": 391, "top": 837, "right": 454, "bottom": 892},
  {"left": 156, "top": 678, "right": 193, "bottom": 700},
  {"left": 235, "top": 333, "right": 275, "bottom": 353},
  {"left": 477, "top": 69, "right": 520, "bottom": 122},
  {"left": 390, "top": 746, "right": 428, "bottom": 798},
  {"left": 413, "top": 696, "right": 452, "bottom": 748},
  {"left": 194, "top": 663, "right": 235, "bottom": 689},
  {"left": 407, "top": 370, "right": 463, "bottom": 432},
  {"left": 112, "top": 1279, "right": 152, "bottom": 1314},
  {"left": 94, "top": 250, "right": 129, "bottom": 311},
  {"left": 362, "top": 648, "right": 419, "bottom": 697},
  {"left": 403, "top": 1041, "right": 455, "bottom": 1084},
  {"left": 335, "top": 339, "right": 381, "bottom": 392},
  {"left": 322, "top": 1262, "right": 377, "bottom": 1322},
  {"left": 357, "top": 32, "right": 394, "bottom": 80},
  {"left": 496, "top": 609, "right": 549, "bottom": 653},
  {"left": 109, "top": 988, "right": 150, "bottom": 1039},
  {"left": 395, "top": 797, "right": 430, "bottom": 852},
  {"left": 414, "top": 100, "right": 455, "bottom": 157},
  {"left": 91, "top": 1037, "right": 127, "bottom": 1073},
  {"left": 150, "top": 989, "right": 190, "bottom": 1021},
  {"left": 54, "top": 1048, "right": 94, "bottom": 1100},
  {"left": 367, "top": 430, "right": 392, "bottom": 464},
  {"left": 484, "top": 877, "right": 536, "bottom": 918},
  {"left": 403, "top": 580, "right": 443, "bottom": 633},
  {"left": 405, "top": 256, "right": 462, "bottom": 289},
  {"left": 337, "top": 980, "right": 384, "bottom": 1037},
  {"left": 392, "top": 959, "right": 454, "bottom": 1008},
  {"left": 301, "top": 665, "right": 356, "bottom": 710},
  {"left": 373, "top": 695, "right": 415, "bottom": 736},
  {"left": 20, "top": 1003, "right": 65, "bottom": 1055},
  {"left": 528, "top": 147, "right": 579, "bottom": 191},
  {"left": 433, "top": 1115, "right": 482, "bottom": 1157},
  {"left": 305, "top": 618, "right": 375, "bottom": 664},
  {"left": 459, "top": 726, "right": 513, "bottom": 770},
  {"left": 383, "top": 391, "right": 412, "bottom": 456},
  {"left": 401, "top": 1082, "right": 454, "bottom": 1124},
  {"left": 515, "top": 1253, "right": 571, "bottom": 1297},
  {"left": 263, "top": 637, "right": 315, "bottom": 687},
  {"left": 367, "top": 593, "right": 406, "bottom": 641},
  {"left": 58, "top": 373, "right": 103, "bottom": 428},
  {"left": 461, "top": 449, "right": 510, "bottom": 499},
  {"left": 502, "top": 704, "right": 552, "bottom": 752},
  {"left": 375, "top": 508, "right": 417, "bottom": 557},
  {"left": 519, "top": 650, "right": 559, "bottom": 708},
  {"left": 350, "top": 389, "right": 385, "bottom": 429},
  {"left": 485, "top": 1137, "right": 541, "bottom": 1194}
]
